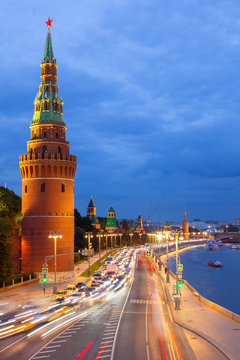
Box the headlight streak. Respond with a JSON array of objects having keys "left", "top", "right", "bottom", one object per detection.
[
  {"left": 27, "top": 311, "right": 86, "bottom": 338},
  {"left": 21, "top": 316, "right": 35, "bottom": 324},
  {"left": 0, "top": 319, "right": 16, "bottom": 326},
  {"left": 41, "top": 311, "right": 87, "bottom": 338},
  {"left": 30, "top": 315, "right": 47, "bottom": 324},
  {"left": 0, "top": 325, "right": 26, "bottom": 337}
]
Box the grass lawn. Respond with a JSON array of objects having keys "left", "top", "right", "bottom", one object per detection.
[{"left": 80, "top": 249, "right": 119, "bottom": 277}]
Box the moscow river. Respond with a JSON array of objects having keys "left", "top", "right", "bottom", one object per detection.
[{"left": 166, "top": 244, "right": 240, "bottom": 315}]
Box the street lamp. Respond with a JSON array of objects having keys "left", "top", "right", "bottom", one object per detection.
[
  {"left": 110, "top": 234, "right": 114, "bottom": 255},
  {"left": 166, "top": 232, "right": 170, "bottom": 283},
  {"left": 119, "top": 233, "right": 122, "bottom": 249},
  {"left": 97, "top": 233, "right": 103, "bottom": 266},
  {"left": 175, "top": 233, "right": 181, "bottom": 310},
  {"left": 104, "top": 233, "right": 108, "bottom": 254},
  {"left": 85, "top": 232, "right": 93, "bottom": 276},
  {"left": 48, "top": 230, "right": 62, "bottom": 294},
  {"left": 129, "top": 233, "right": 133, "bottom": 246},
  {"left": 139, "top": 233, "right": 142, "bottom": 245}
]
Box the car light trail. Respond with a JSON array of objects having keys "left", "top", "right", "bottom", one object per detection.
[
  {"left": 94, "top": 341, "right": 109, "bottom": 360},
  {"left": 41, "top": 311, "right": 87, "bottom": 338},
  {"left": 75, "top": 341, "right": 93, "bottom": 359}
]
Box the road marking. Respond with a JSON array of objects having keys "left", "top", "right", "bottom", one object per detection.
[
  {"left": 58, "top": 334, "right": 72, "bottom": 337},
  {"left": 110, "top": 262, "right": 136, "bottom": 360},
  {"left": 63, "top": 331, "right": 77, "bottom": 334},
  {"left": 45, "top": 345, "right": 61, "bottom": 348},
  {"left": 101, "top": 340, "right": 113, "bottom": 344},
  {"left": 146, "top": 344, "right": 150, "bottom": 360},
  {"left": 97, "top": 356, "right": 111, "bottom": 359},
  {"left": 33, "top": 356, "right": 50, "bottom": 359},
  {"left": 39, "top": 350, "right": 56, "bottom": 353},
  {"left": 51, "top": 340, "right": 67, "bottom": 343}
]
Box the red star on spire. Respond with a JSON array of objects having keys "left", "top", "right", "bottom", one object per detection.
[{"left": 45, "top": 18, "right": 53, "bottom": 28}]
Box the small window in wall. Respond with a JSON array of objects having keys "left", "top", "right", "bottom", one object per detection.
[
  {"left": 25, "top": 185, "right": 27, "bottom": 193},
  {"left": 61, "top": 183, "right": 65, "bottom": 192},
  {"left": 42, "top": 145, "right": 47, "bottom": 153},
  {"left": 43, "top": 132, "right": 47, "bottom": 139},
  {"left": 41, "top": 183, "right": 45, "bottom": 192},
  {"left": 56, "top": 132, "right": 59, "bottom": 139},
  {"left": 58, "top": 146, "right": 61, "bottom": 153}
]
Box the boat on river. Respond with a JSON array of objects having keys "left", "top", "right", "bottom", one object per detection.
[
  {"left": 231, "top": 245, "right": 240, "bottom": 249},
  {"left": 208, "top": 261, "right": 222, "bottom": 268},
  {"left": 204, "top": 240, "right": 218, "bottom": 250}
]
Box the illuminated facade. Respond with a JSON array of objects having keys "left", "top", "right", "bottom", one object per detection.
[
  {"left": 105, "top": 206, "right": 117, "bottom": 233},
  {"left": 19, "top": 26, "right": 77, "bottom": 278},
  {"left": 135, "top": 214, "right": 145, "bottom": 234}
]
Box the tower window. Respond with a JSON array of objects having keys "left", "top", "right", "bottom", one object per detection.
[
  {"left": 56, "top": 132, "right": 59, "bottom": 139},
  {"left": 43, "top": 132, "right": 47, "bottom": 139},
  {"left": 52, "top": 84, "right": 56, "bottom": 92},
  {"left": 42, "top": 145, "right": 47, "bottom": 153},
  {"left": 25, "top": 185, "right": 27, "bottom": 193},
  {"left": 61, "top": 183, "right": 65, "bottom": 192},
  {"left": 58, "top": 146, "right": 61, "bottom": 153},
  {"left": 45, "top": 84, "right": 49, "bottom": 91},
  {"left": 41, "top": 183, "right": 45, "bottom": 192},
  {"left": 43, "top": 101, "right": 49, "bottom": 111}
]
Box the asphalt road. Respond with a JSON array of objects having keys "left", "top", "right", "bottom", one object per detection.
[{"left": 0, "top": 252, "right": 192, "bottom": 360}]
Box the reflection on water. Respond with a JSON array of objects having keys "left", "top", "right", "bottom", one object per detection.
[{"left": 167, "top": 244, "right": 240, "bottom": 315}]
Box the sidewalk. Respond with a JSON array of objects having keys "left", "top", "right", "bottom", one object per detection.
[{"left": 156, "top": 260, "right": 240, "bottom": 360}]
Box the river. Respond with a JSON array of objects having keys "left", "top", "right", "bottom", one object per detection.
[{"left": 166, "top": 244, "right": 240, "bottom": 315}]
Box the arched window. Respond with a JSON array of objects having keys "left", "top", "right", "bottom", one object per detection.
[
  {"left": 43, "top": 132, "right": 47, "bottom": 139},
  {"left": 25, "top": 185, "right": 27, "bottom": 193},
  {"left": 35, "top": 102, "right": 40, "bottom": 112},
  {"left": 56, "top": 132, "right": 59, "bottom": 139},
  {"left": 58, "top": 146, "right": 61, "bottom": 154},
  {"left": 41, "top": 183, "right": 45, "bottom": 192},
  {"left": 61, "top": 183, "right": 65, "bottom": 192},
  {"left": 54, "top": 100, "right": 59, "bottom": 112},
  {"left": 42, "top": 145, "right": 47, "bottom": 153},
  {"left": 52, "top": 85, "right": 56, "bottom": 92},
  {"left": 44, "top": 101, "right": 49, "bottom": 111}
]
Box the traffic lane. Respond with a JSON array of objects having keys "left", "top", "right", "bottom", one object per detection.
[
  {"left": 0, "top": 290, "right": 116, "bottom": 360},
  {"left": 113, "top": 262, "right": 162, "bottom": 360},
  {"left": 26, "top": 283, "right": 129, "bottom": 360}
]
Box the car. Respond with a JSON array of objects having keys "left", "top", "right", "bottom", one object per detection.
[
  {"left": 54, "top": 290, "right": 68, "bottom": 301},
  {"left": 85, "top": 286, "right": 93, "bottom": 297},
  {"left": 66, "top": 285, "right": 77, "bottom": 294},
  {"left": 76, "top": 282, "right": 86, "bottom": 290}
]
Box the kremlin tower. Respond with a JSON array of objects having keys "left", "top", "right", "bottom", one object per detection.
[
  {"left": 87, "top": 196, "right": 100, "bottom": 230},
  {"left": 135, "top": 214, "right": 145, "bottom": 234},
  {"left": 19, "top": 20, "right": 77, "bottom": 279},
  {"left": 182, "top": 209, "right": 189, "bottom": 240},
  {"left": 105, "top": 206, "right": 117, "bottom": 233}
]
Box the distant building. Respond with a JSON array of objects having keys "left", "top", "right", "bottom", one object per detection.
[
  {"left": 182, "top": 209, "right": 189, "bottom": 240},
  {"left": 87, "top": 196, "right": 100, "bottom": 230},
  {"left": 105, "top": 206, "right": 117, "bottom": 233}
]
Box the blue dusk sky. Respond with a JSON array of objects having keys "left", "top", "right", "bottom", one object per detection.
[{"left": 1, "top": 0, "right": 240, "bottom": 223}]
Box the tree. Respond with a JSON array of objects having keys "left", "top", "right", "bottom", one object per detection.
[
  {"left": 74, "top": 209, "right": 94, "bottom": 252},
  {"left": 0, "top": 218, "right": 14, "bottom": 281},
  {"left": 0, "top": 186, "right": 21, "bottom": 223}
]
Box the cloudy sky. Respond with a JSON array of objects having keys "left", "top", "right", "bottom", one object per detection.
[{"left": 1, "top": 0, "right": 240, "bottom": 222}]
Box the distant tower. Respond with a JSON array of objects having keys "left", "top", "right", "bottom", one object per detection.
[
  {"left": 135, "top": 214, "right": 145, "bottom": 234},
  {"left": 87, "top": 196, "right": 100, "bottom": 230},
  {"left": 19, "top": 21, "right": 77, "bottom": 279},
  {"left": 182, "top": 209, "right": 189, "bottom": 240},
  {"left": 105, "top": 206, "right": 117, "bottom": 233}
]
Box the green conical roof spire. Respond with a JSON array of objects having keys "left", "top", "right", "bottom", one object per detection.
[{"left": 43, "top": 30, "right": 55, "bottom": 62}]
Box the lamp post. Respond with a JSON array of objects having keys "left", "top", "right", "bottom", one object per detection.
[
  {"left": 98, "top": 233, "right": 103, "bottom": 266},
  {"left": 119, "top": 233, "right": 122, "bottom": 249},
  {"left": 85, "top": 232, "right": 93, "bottom": 276},
  {"left": 175, "top": 233, "right": 181, "bottom": 310},
  {"left": 166, "top": 233, "right": 170, "bottom": 283},
  {"left": 139, "top": 233, "right": 142, "bottom": 245},
  {"left": 104, "top": 233, "right": 108, "bottom": 254},
  {"left": 48, "top": 230, "right": 62, "bottom": 294},
  {"left": 129, "top": 233, "right": 133, "bottom": 246},
  {"left": 110, "top": 234, "right": 113, "bottom": 255}
]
